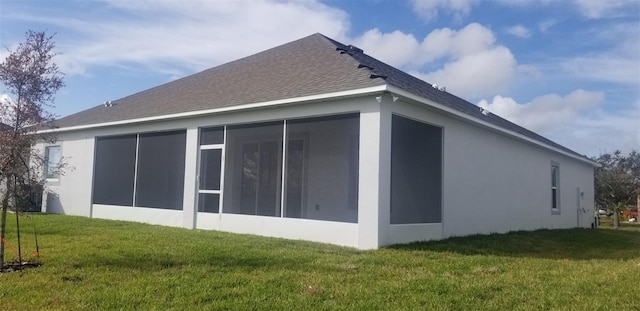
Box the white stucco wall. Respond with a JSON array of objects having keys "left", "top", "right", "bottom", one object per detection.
[{"left": 39, "top": 132, "right": 95, "bottom": 217}]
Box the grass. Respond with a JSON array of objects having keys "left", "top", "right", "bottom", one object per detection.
[{"left": 1, "top": 214, "right": 639, "bottom": 310}]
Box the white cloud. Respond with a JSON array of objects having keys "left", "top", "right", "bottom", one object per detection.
[
  {"left": 419, "top": 23, "right": 496, "bottom": 63},
  {"left": 541, "top": 22, "right": 640, "bottom": 85},
  {"left": 537, "top": 19, "right": 557, "bottom": 32},
  {"left": 477, "top": 90, "right": 640, "bottom": 155},
  {"left": 573, "top": 0, "right": 639, "bottom": 19},
  {"left": 505, "top": 25, "right": 532, "bottom": 38},
  {"left": 478, "top": 89, "right": 603, "bottom": 132},
  {"left": 353, "top": 23, "right": 497, "bottom": 67},
  {"left": 353, "top": 23, "right": 517, "bottom": 99},
  {"left": 560, "top": 56, "right": 640, "bottom": 85},
  {"left": 352, "top": 29, "right": 420, "bottom": 68},
  {"left": 410, "top": 0, "right": 478, "bottom": 22},
  {"left": 565, "top": 102, "right": 640, "bottom": 155},
  {"left": 5, "top": 2, "right": 519, "bottom": 102},
  {"left": 413, "top": 47, "right": 516, "bottom": 98},
  {"left": 14, "top": 0, "right": 351, "bottom": 77},
  {"left": 493, "top": 0, "right": 638, "bottom": 19}
]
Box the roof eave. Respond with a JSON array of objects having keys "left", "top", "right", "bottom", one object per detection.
[
  {"left": 37, "top": 85, "right": 388, "bottom": 134},
  {"left": 38, "top": 83, "right": 598, "bottom": 168}
]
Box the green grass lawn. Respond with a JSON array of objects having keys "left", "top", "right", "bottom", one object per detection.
[{"left": 1, "top": 214, "right": 639, "bottom": 310}]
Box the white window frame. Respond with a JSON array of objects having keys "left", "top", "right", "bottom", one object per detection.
[
  {"left": 44, "top": 145, "right": 62, "bottom": 181},
  {"left": 551, "top": 162, "right": 560, "bottom": 215},
  {"left": 196, "top": 127, "right": 225, "bottom": 214}
]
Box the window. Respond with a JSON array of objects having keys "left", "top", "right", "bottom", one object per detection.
[
  {"left": 44, "top": 146, "right": 62, "bottom": 179},
  {"left": 92, "top": 130, "right": 187, "bottom": 210},
  {"left": 390, "top": 115, "right": 442, "bottom": 224},
  {"left": 551, "top": 163, "right": 560, "bottom": 214}
]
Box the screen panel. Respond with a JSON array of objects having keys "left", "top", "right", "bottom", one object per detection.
[
  {"left": 200, "top": 127, "right": 224, "bottom": 145},
  {"left": 198, "top": 193, "right": 220, "bottom": 213},
  {"left": 285, "top": 113, "right": 359, "bottom": 223},
  {"left": 223, "top": 122, "right": 283, "bottom": 217},
  {"left": 391, "top": 115, "right": 442, "bottom": 224},
  {"left": 135, "top": 130, "right": 187, "bottom": 210},
  {"left": 92, "top": 135, "right": 137, "bottom": 206},
  {"left": 199, "top": 149, "right": 222, "bottom": 191}
]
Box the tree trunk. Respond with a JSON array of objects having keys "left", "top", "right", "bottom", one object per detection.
[
  {"left": 613, "top": 204, "right": 619, "bottom": 229},
  {"left": 13, "top": 178, "right": 22, "bottom": 267},
  {"left": 0, "top": 181, "right": 11, "bottom": 270}
]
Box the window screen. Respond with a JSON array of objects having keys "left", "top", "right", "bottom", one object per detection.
[
  {"left": 200, "top": 127, "right": 224, "bottom": 145},
  {"left": 92, "top": 135, "right": 137, "bottom": 206},
  {"left": 199, "top": 149, "right": 222, "bottom": 190},
  {"left": 391, "top": 115, "right": 442, "bottom": 224},
  {"left": 284, "top": 139, "right": 304, "bottom": 218},
  {"left": 198, "top": 193, "right": 220, "bottom": 213},
  {"left": 135, "top": 130, "right": 187, "bottom": 210}
]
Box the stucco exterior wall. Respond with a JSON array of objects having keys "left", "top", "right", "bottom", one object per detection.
[{"left": 39, "top": 132, "right": 95, "bottom": 217}]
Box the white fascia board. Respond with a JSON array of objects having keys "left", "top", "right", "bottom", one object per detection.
[
  {"left": 38, "top": 85, "right": 388, "bottom": 134},
  {"left": 386, "top": 85, "right": 599, "bottom": 167}
]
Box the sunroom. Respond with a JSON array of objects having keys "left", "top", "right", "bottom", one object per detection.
[{"left": 87, "top": 106, "right": 444, "bottom": 249}]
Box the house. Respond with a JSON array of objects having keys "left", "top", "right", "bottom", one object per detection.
[{"left": 38, "top": 33, "right": 598, "bottom": 249}]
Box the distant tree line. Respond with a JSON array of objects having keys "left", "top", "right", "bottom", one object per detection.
[{"left": 593, "top": 150, "right": 639, "bottom": 228}]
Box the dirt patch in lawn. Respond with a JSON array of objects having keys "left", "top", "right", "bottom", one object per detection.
[{"left": 0, "top": 261, "right": 42, "bottom": 274}]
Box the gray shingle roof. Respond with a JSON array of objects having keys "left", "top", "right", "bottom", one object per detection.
[
  {"left": 54, "top": 33, "right": 588, "bottom": 160},
  {"left": 54, "top": 34, "right": 383, "bottom": 128}
]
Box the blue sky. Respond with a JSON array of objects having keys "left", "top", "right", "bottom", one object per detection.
[{"left": 1, "top": 0, "right": 638, "bottom": 156}]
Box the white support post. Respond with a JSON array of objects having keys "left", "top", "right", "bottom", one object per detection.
[
  {"left": 357, "top": 94, "right": 392, "bottom": 249},
  {"left": 182, "top": 127, "right": 199, "bottom": 229}
]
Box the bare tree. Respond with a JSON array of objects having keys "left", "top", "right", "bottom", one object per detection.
[{"left": 0, "top": 30, "right": 64, "bottom": 270}]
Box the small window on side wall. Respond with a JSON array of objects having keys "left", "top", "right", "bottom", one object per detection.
[
  {"left": 45, "top": 146, "right": 61, "bottom": 180},
  {"left": 551, "top": 163, "right": 560, "bottom": 214}
]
